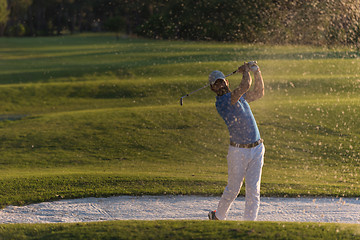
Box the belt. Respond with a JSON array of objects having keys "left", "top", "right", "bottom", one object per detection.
[{"left": 230, "top": 139, "right": 263, "bottom": 148}]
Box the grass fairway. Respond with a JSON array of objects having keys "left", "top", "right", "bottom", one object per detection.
[
  {"left": 0, "top": 34, "right": 360, "bottom": 238},
  {"left": 0, "top": 221, "right": 359, "bottom": 240}
]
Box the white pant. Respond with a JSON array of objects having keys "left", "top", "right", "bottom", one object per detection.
[{"left": 216, "top": 143, "right": 265, "bottom": 220}]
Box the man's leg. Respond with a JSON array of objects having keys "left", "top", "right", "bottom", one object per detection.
[
  {"left": 244, "top": 143, "right": 265, "bottom": 221},
  {"left": 215, "top": 146, "right": 249, "bottom": 220}
]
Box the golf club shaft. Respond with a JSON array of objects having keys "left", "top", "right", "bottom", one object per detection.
[
  {"left": 181, "top": 84, "right": 209, "bottom": 99},
  {"left": 180, "top": 68, "right": 238, "bottom": 106},
  {"left": 183, "top": 69, "right": 237, "bottom": 98},
  {"left": 225, "top": 69, "right": 238, "bottom": 77}
]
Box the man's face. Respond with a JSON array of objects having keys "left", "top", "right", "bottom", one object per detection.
[{"left": 211, "top": 78, "right": 228, "bottom": 92}]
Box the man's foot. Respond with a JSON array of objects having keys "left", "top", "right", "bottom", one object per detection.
[{"left": 208, "top": 210, "right": 219, "bottom": 220}]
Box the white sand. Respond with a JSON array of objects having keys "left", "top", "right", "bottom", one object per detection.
[{"left": 0, "top": 196, "right": 359, "bottom": 224}]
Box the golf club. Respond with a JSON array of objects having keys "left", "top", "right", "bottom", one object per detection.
[{"left": 179, "top": 69, "right": 239, "bottom": 106}]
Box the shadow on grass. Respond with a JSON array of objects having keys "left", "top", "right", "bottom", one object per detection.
[{"left": 0, "top": 115, "right": 28, "bottom": 122}]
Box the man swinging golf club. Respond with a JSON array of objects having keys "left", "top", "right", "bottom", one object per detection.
[{"left": 208, "top": 61, "right": 265, "bottom": 221}]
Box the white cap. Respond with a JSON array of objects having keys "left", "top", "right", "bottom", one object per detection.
[{"left": 208, "top": 70, "right": 225, "bottom": 85}]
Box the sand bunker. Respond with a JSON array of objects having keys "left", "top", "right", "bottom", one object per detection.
[{"left": 0, "top": 196, "right": 359, "bottom": 224}]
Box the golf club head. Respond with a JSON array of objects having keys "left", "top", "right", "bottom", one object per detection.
[{"left": 180, "top": 97, "right": 184, "bottom": 106}]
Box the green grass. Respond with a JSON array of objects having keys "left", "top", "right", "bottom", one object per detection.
[
  {"left": 0, "top": 221, "right": 359, "bottom": 240},
  {"left": 0, "top": 33, "right": 360, "bottom": 239},
  {"left": 0, "top": 34, "right": 359, "bottom": 201}
]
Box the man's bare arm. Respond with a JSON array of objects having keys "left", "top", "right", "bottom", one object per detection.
[
  {"left": 244, "top": 70, "right": 264, "bottom": 103},
  {"left": 231, "top": 64, "right": 252, "bottom": 105}
]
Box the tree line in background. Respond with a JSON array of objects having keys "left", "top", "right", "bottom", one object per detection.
[{"left": 0, "top": 0, "right": 359, "bottom": 47}]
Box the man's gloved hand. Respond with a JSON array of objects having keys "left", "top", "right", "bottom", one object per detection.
[
  {"left": 247, "top": 61, "right": 259, "bottom": 72},
  {"left": 243, "top": 61, "right": 251, "bottom": 72}
]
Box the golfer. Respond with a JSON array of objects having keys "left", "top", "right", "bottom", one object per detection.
[{"left": 208, "top": 62, "right": 265, "bottom": 221}]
